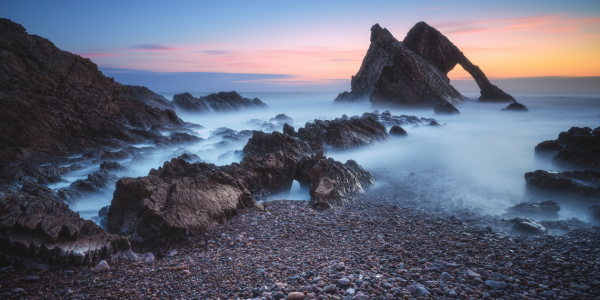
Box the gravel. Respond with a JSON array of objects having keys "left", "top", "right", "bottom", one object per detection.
[{"left": 1, "top": 199, "right": 599, "bottom": 299}]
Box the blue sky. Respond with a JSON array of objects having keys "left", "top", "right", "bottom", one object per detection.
[{"left": 2, "top": 0, "right": 599, "bottom": 92}]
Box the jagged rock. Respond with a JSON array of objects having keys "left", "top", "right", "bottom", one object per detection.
[
  {"left": 100, "top": 161, "right": 126, "bottom": 171},
  {"left": 509, "top": 217, "right": 547, "bottom": 235},
  {"left": 524, "top": 170, "right": 600, "bottom": 199},
  {"left": 0, "top": 184, "right": 129, "bottom": 265},
  {"left": 403, "top": 22, "right": 515, "bottom": 102},
  {"left": 269, "top": 114, "right": 294, "bottom": 126},
  {"left": 297, "top": 116, "right": 388, "bottom": 150},
  {"left": 0, "top": 18, "right": 184, "bottom": 164},
  {"left": 502, "top": 102, "right": 528, "bottom": 111},
  {"left": 434, "top": 101, "right": 460, "bottom": 115},
  {"left": 94, "top": 260, "right": 110, "bottom": 272},
  {"left": 56, "top": 169, "right": 119, "bottom": 203},
  {"left": 180, "top": 153, "right": 201, "bottom": 162},
  {"left": 540, "top": 127, "right": 600, "bottom": 171},
  {"left": 153, "top": 132, "right": 202, "bottom": 147},
  {"left": 172, "top": 91, "right": 268, "bottom": 113},
  {"left": 119, "top": 85, "right": 175, "bottom": 111},
  {"left": 507, "top": 200, "right": 560, "bottom": 217},
  {"left": 336, "top": 24, "right": 465, "bottom": 108},
  {"left": 283, "top": 123, "right": 297, "bottom": 136},
  {"left": 100, "top": 150, "right": 131, "bottom": 161},
  {"left": 297, "top": 152, "right": 374, "bottom": 209},
  {"left": 389, "top": 126, "right": 407, "bottom": 136},
  {"left": 243, "top": 131, "right": 314, "bottom": 160}
]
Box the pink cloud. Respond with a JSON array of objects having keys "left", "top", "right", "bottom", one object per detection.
[
  {"left": 131, "top": 44, "right": 183, "bottom": 51},
  {"left": 78, "top": 53, "right": 122, "bottom": 58}
]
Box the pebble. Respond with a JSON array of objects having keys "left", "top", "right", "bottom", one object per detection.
[
  {"left": 440, "top": 272, "right": 452, "bottom": 281},
  {"left": 287, "top": 291, "right": 306, "bottom": 300},
  {"left": 26, "top": 275, "right": 39, "bottom": 281},
  {"left": 466, "top": 270, "right": 480, "bottom": 278},
  {"left": 94, "top": 260, "right": 110, "bottom": 272},
  {"left": 338, "top": 277, "right": 350, "bottom": 286},
  {"left": 412, "top": 286, "right": 430, "bottom": 297},
  {"left": 485, "top": 280, "right": 507, "bottom": 289}
]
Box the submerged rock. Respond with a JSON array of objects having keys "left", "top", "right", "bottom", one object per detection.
[
  {"left": 539, "top": 127, "right": 600, "bottom": 171},
  {"left": 535, "top": 140, "right": 564, "bottom": 156},
  {"left": 510, "top": 217, "right": 547, "bottom": 235},
  {"left": 389, "top": 126, "right": 408, "bottom": 136},
  {"left": 502, "top": 101, "right": 528, "bottom": 111},
  {"left": 172, "top": 91, "right": 268, "bottom": 113},
  {"left": 524, "top": 170, "right": 600, "bottom": 199},
  {"left": 297, "top": 116, "right": 388, "bottom": 150},
  {"left": 507, "top": 200, "right": 560, "bottom": 217}
]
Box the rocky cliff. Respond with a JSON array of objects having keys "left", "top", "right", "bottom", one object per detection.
[
  {"left": 172, "top": 91, "right": 268, "bottom": 113},
  {"left": 335, "top": 22, "right": 514, "bottom": 105}
]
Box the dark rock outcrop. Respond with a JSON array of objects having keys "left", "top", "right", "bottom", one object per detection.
[
  {"left": 242, "top": 131, "right": 313, "bottom": 160},
  {"left": 297, "top": 116, "right": 388, "bottom": 150},
  {"left": 507, "top": 200, "right": 560, "bottom": 217},
  {"left": 402, "top": 22, "right": 515, "bottom": 102},
  {"left": 0, "top": 18, "right": 184, "bottom": 165},
  {"left": 389, "top": 126, "right": 408, "bottom": 136},
  {"left": 119, "top": 85, "right": 175, "bottom": 111},
  {"left": 502, "top": 102, "right": 528, "bottom": 111},
  {"left": 335, "top": 22, "right": 515, "bottom": 106},
  {"left": 433, "top": 101, "right": 460, "bottom": 115},
  {"left": 535, "top": 127, "right": 600, "bottom": 171},
  {"left": 525, "top": 170, "right": 600, "bottom": 199},
  {"left": 172, "top": 91, "right": 268, "bottom": 113},
  {"left": 0, "top": 184, "right": 129, "bottom": 265}
]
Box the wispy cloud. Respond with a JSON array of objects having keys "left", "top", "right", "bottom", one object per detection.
[
  {"left": 78, "top": 53, "right": 123, "bottom": 58},
  {"left": 131, "top": 44, "right": 183, "bottom": 51},
  {"left": 433, "top": 14, "right": 600, "bottom": 36}
]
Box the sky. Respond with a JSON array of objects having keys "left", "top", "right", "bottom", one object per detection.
[{"left": 2, "top": 0, "right": 600, "bottom": 93}]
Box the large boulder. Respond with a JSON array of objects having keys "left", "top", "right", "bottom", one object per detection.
[
  {"left": 402, "top": 22, "right": 515, "bottom": 102},
  {"left": 242, "top": 131, "right": 314, "bottom": 160},
  {"left": 524, "top": 170, "right": 600, "bottom": 199},
  {"left": 534, "top": 127, "right": 600, "bottom": 171},
  {"left": 297, "top": 116, "right": 388, "bottom": 150},
  {"left": 172, "top": 91, "right": 268, "bottom": 113},
  {"left": 502, "top": 102, "right": 528, "bottom": 111},
  {"left": 0, "top": 184, "right": 129, "bottom": 265}
]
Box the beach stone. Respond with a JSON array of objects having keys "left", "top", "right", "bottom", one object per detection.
[
  {"left": 412, "top": 287, "right": 430, "bottom": 297},
  {"left": 272, "top": 291, "right": 284, "bottom": 299},
  {"left": 406, "top": 285, "right": 416, "bottom": 293},
  {"left": 26, "top": 276, "right": 39, "bottom": 281},
  {"left": 287, "top": 291, "right": 306, "bottom": 300},
  {"left": 490, "top": 272, "right": 503, "bottom": 280},
  {"left": 440, "top": 272, "right": 452, "bottom": 281},
  {"left": 64, "top": 270, "right": 74, "bottom": 276},
  {"left": 338, "top": 277, "right": 350, "bottom": 286},
  {"left": 448, "top": 291, "right": 458, "bottom": 298},
  {"left": 95, "top": 260, "right": 110, "bottom": 272},
  {"left": 12, "top": 288, "right": 24, "bottom": 293},
  {"left": 345, "top": 288, "right": 355, "bottom": 296},
  {"left": 324, "top": 284, "right": 337, "bottom": 293},
  {"left": 485, "top": 280, "right": 507, "bottom": 289},
  {"left": 356, "top": 295, "right": 369, "bottom": 300},
  {"left": 466, "top": 270, "right": 480, "bottom": 278},
  {"left": 306, "top": 292, "right": 315, "bottom": 299}
]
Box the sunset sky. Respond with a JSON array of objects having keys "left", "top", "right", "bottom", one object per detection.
[{"left": 3, "top": 0, "right": 600, "bottom": 92}]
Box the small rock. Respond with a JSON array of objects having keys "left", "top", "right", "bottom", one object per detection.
[
  {"left": 440, "top": 272, "right": 452, "bottom": 281},
  {"left": 345, "top": 288, "right": 356, "bottom": 296},
  {"left": 466, "top": 270, "right": 480, "bottom": 278},
  {"left": 64, "top": 270, "right": 74, "bottom": 276},
  {"left": 324, "top": 284, "right": 337, "bottom": 293},
  {"left": 485, "top": 280, "right": 507, "bottom": 289},
  {"left": 26, "top": 276, "right": 39, "bottom": 281},
  {"left": 12, "top": 288, "right": 24, "bottom": 293},
  {"left": 287, "top": 291, "right": 306, "bottom": 300},
  {"left": 412, "top": 286, "right": 430, "bottom": 297},
  {"left": 338, "top": 277, "right": 350, "bottom": 286},
  {"left": 272, "top": 291, "right": 284, "bottom": 300},
  {"left": 94, "top": 260, "right": 110, "bottom": 272}
]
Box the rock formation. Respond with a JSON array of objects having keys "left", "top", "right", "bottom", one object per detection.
[
  {"left": 389, "top": 126, "right": 408, "bottom": 136},
  {"left": 433, "top": 102, "right": 460, "bottom": 115},
  {"left": 535, "top": 127, "right": 600, "bottom": 171},
  {"left": 402, "top": 22, "right": 515, "bottom": 102},
  {"left": 525, "top": 170, "right": 600, "bottom": 200},
  {"left": 0, "top": 184, "right": 129, "bottom": 265},
  {"left": 506, "top": 200, "right": 560, "bottom": 217},
  {"left": 172, "top": 91, "right": 268, "bottom": 113},
  {"left": 297, "top": 116, "right": 388, "bottom": 151},
  {"left": 335, "top": 22, "right": 515, "bottom": 106},
  {"left": 502, "top": 102, "right": 528, "bottom": 111},
  {"left": 0, "top": 18, "right": 185, "bottom": 166},
  {"left": 119, "top": 85, "right": 176, "bottom": 111}
]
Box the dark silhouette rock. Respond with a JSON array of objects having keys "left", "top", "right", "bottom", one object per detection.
[
  {"left": 402, "top": 22, "right": 515, "bottom": 102},
  {"left": 269, "top": 114, "right": 294, "bottom": 126},
  {"left": 119, "top": 85, "right": 175, "bottom": 111},
  {"left": 57, "top": 169, "right": 119, "bottom": 203},
  {"left": 525, "top": 170, "right": 600, "bottom": 199},
  {"left": 335, "top": 24, "right": 465, "bottom": 108},
  {"left": 297, "top": 116, "right": 388, "bottom": 150},
  {"left": 243, "top": 131, "right": 314, "bottom": 160},
  {"left": 172, "top": 91, "right": 268, "bottom": 113},
  {"left": 283, "top": 123, "right": 297, "bottom": 136},
  {"left": 0, "top": 184, "right": 129, "bottom": 265},
  {"left": 434, "top": 102, "right": 460, "bottom": 115},
  {"left": 389, "top": 126, "right": 408, "bottom": 136},
  {"left": 502, "top": 102, "right": 528, "bottom": 111},
  {"left": 507, "top": 200, "right": 560, "bottom": 217},
  {"left": 535, "top": 127, "right": 600, "bottom": 171},
  {"left": 100, "top": 161, "right": 126, "bottom": 171},
  {"left": 180, "top": 153, "right": 201, "bottom": 162}
]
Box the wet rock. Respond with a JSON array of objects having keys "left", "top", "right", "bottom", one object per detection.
[
  {"left": 535, "top": 126, "right": 600, "bottom": 171},
  {"left": 242, "top": 131, "right": 313, "bottom": 160},
  {"left": 154, "top": 132, "right": 202, "bottom": 147},
  {"left": 509, "top": 217, "right": 547, "bottom": 235},
  {"left": 57, "top": 169, "right": 119, "bottom": 203},
  {"left": 434, "top": 101, "right": 460, "bottom": 115},
  {"left": 507, "top": 200, "right": 560, "bottom": 217},
  {"left": 502, "top": 101, "right": 528, "bottom": 111},
  {"left": 403, "top": 22, "right": 514, "bottom": 102},
  {"left": 0, "top": 183, "right": 129, "bottom": 265},
  {"left": 389, "top": 126, "right": 407, "bottom": 137},
  {"left": 100, "top": 161, "right": 126, "bottom": 171},
  {"left": 524, "top": 170, "right": 600, "bottom": 200},
  {"left": 172, "top": 91, "right": 268, "bottom": 113},
  {"left": 95, "top": 260, "right": 110, "bottom": 272}
]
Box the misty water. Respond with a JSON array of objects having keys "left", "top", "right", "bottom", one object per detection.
[{"left": 65, "top": 92, "right": 600, "bottom": 223}]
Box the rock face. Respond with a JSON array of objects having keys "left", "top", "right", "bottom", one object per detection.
[
  {"left": 525, "top": 170, "right": 600, "bottom": 199},
  {"left": 402, "top": 22, "right": 515, "bottom": 102},
  {"left": 242, "top": 131, "right": 313, "bottom": 160},
  {"left": 108, "top": 149, "right": 374, "bottom": 243},
  {"left": 433, "top": 101, "right": 460, "bottom": 115},
  {"left": 0, "top": 18, "right": 184, "bottom": 165},
  {"left": 297, "top": 116, "right": 388, "bottom": 151},
  {"left": 535, "top": 127, "right": 600, "bottom": 171},
  {"left": 502, "top": 102, "right": 528, "bottom": 111},
  {"left": 0, "top": 184, "right": 129, "bottom": 265},
  {"left": 119, "top": 85, "right": 175, "bottom": 111},
  {"left": 335, "top": 22, "right": 515, "bottom": 106},
  {"left": 172, "top": 91, "right": 268, "bottom": 113}
]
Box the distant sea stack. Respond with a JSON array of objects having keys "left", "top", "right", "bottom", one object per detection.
[
  {"left": 172, "top": 91, "right": 268, "bottom": 113},
  {"left": 335, "top": 22, "right": 515, "bottom": 106}
]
